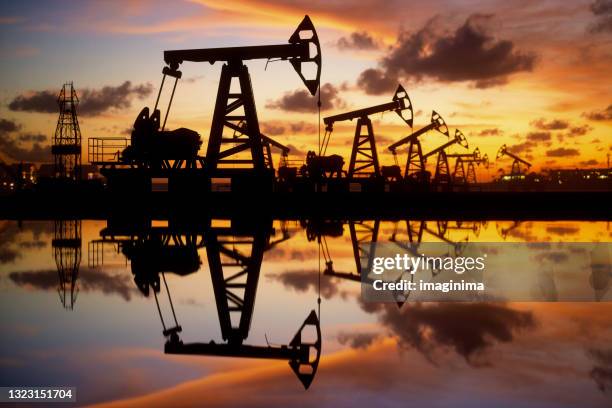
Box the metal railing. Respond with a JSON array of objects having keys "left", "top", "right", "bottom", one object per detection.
[{"left": 88, "top": 137, "right": 128, "bottom": 164}]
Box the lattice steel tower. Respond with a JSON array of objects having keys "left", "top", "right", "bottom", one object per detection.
[
  {"left": 52, "top": 82, "right": 82, "bottom": 180},
  {"left": 53, "top": 220, "right": 82, "bottom": 310}
]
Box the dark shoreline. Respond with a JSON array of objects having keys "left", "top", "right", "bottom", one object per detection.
[{"left": 1, "top": 190, "right": 610, "bottom": 221}]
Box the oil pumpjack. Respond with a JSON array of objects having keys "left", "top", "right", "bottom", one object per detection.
[
  {"left": 93, "top": 16, "right": 321, "bottom": 193},
  {"left": 387, "top": 111, "right": 450, "bottom": 183},
  {"left": 496, "top": 144, "right": 532, "bottom": 180},
  {"left": 322, "top": 85, "right": 413, "bottom": 179}
]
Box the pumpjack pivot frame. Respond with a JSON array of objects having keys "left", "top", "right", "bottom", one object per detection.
[
  {"left": 387, "top": 111, "right": 450, "bottom": 180},
  {"left": 162, "top": 16, "right": 321, "bottom": 175},
  {"left": 322, "top": 85, "right": 413, "bottom": 178}
]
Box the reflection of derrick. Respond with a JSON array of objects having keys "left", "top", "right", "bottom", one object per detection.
[
  {"left": 92, "top": 218, "right": 320, "bottom": 389},
  {"left": 53, "top": 220, "right": 82, "bottom": 310}
]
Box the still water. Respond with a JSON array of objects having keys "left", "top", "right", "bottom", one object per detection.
[{"left": 0, "top": 219, "right": 611, "bottom": 407}]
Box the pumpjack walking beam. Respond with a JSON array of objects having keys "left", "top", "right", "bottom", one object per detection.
[
  {"left": 421, "top": 129, "right": 468, "bottom": 184},
  {"left": 496, "top": 144, "right": 531, "bottom": 177},
  {"left": 322, "top": 86, "right": 413, "bottom": 178},
  {"left": 387, "top": 111, "right": 450, "bottom": 179},
  {"left": 163, "top": 16, "right": 321, "bottom": 175}
]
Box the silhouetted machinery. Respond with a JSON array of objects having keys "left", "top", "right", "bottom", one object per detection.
[
  {"left": 163, "top": 16, "right": 321, "bottom": 182},
  {"left": 93, "top": 217, "right": 320, "bottom": 389},
  {"left": 496, "top": 144, "right": 531, "bottom": 180},
  {"left": 92, "top": 16, "right": 321, "bottom": 192},
  {"left": 121, "top": 107, "right": 203, "bottom": 170},
  {"left": 53, "top": 219, "right": 82, "bottom": 310},
  {"left": 322, "top": 85, "right": 413, "bottom": 179},
  {"left": 420, "top": 129, "right": 468, "bottom": 186},
  {"left": 387, "top": 111, "right": 450, "bottom": 183},
  {"left": 301, "top": 151, "right": 345, "bottom": 180},
  {"left": 447, "top": 147, "right": 489, "bottom": 185}
]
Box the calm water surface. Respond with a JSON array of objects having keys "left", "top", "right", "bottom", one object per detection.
[{"left": 0, "top": 219, "right": 610, "bottom": 407}]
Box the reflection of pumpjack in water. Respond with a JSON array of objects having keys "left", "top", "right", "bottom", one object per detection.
[
  {"left": 53, "top": 220, "right": 82, "bottom": 310},
  {"left": 302, "top": 219, "right": 380, "bottom": 284},
  {"left": 94, "top": 219, "right": 321, "bottom": 389}
]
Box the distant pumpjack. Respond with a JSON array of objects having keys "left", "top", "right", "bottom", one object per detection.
[
  {"left": 421, "top": 129, "right": 469, "bottom": 185},
  {"left": 387, "top": 111, "right": 450, "bottom": 181},
  {"left": 52, "top": 83, "right": 82, "bottom": 180},
  {"left": 447, "top": 148, "right": 488, "bottom": 184},
  {"left": 53, "top": 220, "right": 81, "bottom": 310},
  {"left": 496, "top": 144, "right": 531, "bottom": 179},
  {"left": 163, "top": 16, "right": 321, "bottom": 176},
  {"left": 322, "top": 85, "right": 413, "bottom": 178}
]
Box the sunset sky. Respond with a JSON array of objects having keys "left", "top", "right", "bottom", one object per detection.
[{"left": 1, "top": 0, "right": 611, "bottom": 178}]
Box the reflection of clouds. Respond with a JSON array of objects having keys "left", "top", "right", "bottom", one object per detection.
[
  {"left": 90, "top": 335, "right": 611, "bottom": 408},
  {"left": 268, "top": 270, "right": 349, "bottom": 299},
  {"left": 9, "top": 268, "right": 139, "bottom": 301},
  {"left": 337, "top": 331, "right": 381, "bottom": 349},
  {"left": 264, "top": 247, "right": 318, "bottom": 261},
  {"left": 588, "top": 348, "right": 612, "bottom": 393},
  {"left": 361, "top": 301, "right": 536, "bottom": 364},
  {"left": 546, "top": 226, "right": 579, "bottom": 236},
  {"left": 535, "top": 251, "right": 569, "bottom": 264},
  {"left": 0, "top": 221, "right": 52, "bottom": 265}
]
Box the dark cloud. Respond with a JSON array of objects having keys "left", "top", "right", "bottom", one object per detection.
[
  {"left": 356, "top": 68, "right": 398, "bottom": 95},
  {"left": 510, "top": 141, "right": 536, "bottom": 154},
  {"left": 8, "top": 81, "right": 154, "bottom": 116},
  {"left": 0, "top": 118, "right": 22, "bottom": 132},
  {"left": 268, "top": 270, "right": 345, "bottom": 299},
  {"left": 478, "top": 128, "right": 502, "bottom": 136},
  {"left": 375, "top": 302, "right": 536, "bottom": 364},
  {"left": 583, "top": 104, "right": 612, "bottom": 121},
  {"left": 526, "top": 131, "right": 551, "bottom": 142},
  {"left": 588, "top": 347, "right": 612, "bottom": 392},
  {"left": 18, "top": 133, "right": 47, "bottom": 143},
  {"left": 589, "top": 0, "right": 612, "bottom": 33},
  {"left": 286, "top": 144, "right": 306, "bottom": 156},
  {"left": 530, "top": 118, "right": 569, "bottom": 130},
  {"left": 565, "top": 125, "right": 592, "bottom": 137},
  {"left": 0, "top": 123, "right": 50, "bottom": 162},
  {"left": 337, "top": 331, "right": 381, "bottom": 349},
  {"left": 358, "top": 14, "right": 536, "bottom": 93},
  {"left": 289, "top": 121, "right": 318, "bottom": 134},
  {"left": 261, "top": 122, "right": 285, "bottom": 136},
  {"left": 266, "top": 83, "right": 346, "bottom": 112},
  {"left": 337, "top": 31, "right": 380, "bottom": 50},
  {"left": 580, "top": 159, "right": 599, "bottom": 166},
  {"left": 9, "top": 268, "right": 139, "bottom": 301},
  {"left": 546, "top": 147, "right": 579, "bottom": 157}
]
